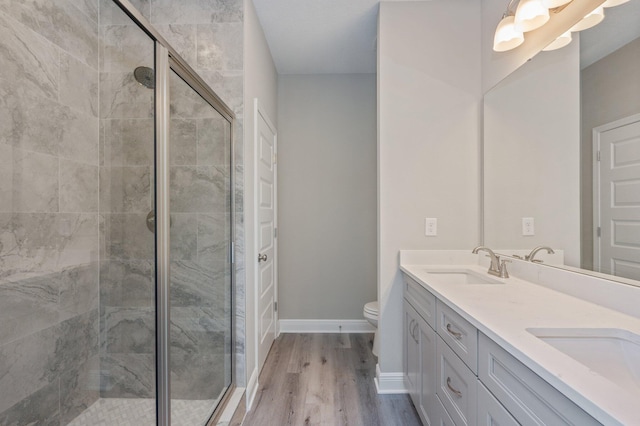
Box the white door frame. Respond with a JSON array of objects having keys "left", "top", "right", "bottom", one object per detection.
[
  {"left": 253, "top": 97, "right": 279, "bottom": 370},
  {"left": 592, "top": 112, "right": 640, "bottom": 272}
]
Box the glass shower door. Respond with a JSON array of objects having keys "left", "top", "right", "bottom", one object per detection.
[
  {"left": 168, "top": 69, "right": 233, "bottom": 425},
  {"left": 85, "top": 1, "right": 157, "bottom": 424}
]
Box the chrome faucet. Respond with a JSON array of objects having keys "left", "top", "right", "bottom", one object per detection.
[
  {"left": 525, "top": 246, "right": 555, "bottom": 263},
  {"left": 472, "top": 246, "right": 510, "bottom": 278}
]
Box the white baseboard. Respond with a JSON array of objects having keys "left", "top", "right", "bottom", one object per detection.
[
  {"left": 278, "top": 319, "right": 375, "bottom": 333},
  {"left": 374, "top": 364, "right": 408, "bottom": 394},
  {"left": 245, "top": 368, "right": 259, "bottom": 412}
]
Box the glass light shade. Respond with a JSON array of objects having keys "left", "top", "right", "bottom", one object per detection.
[
  {"left": 542, "top": 31, "right": 572, "bottom": 51},
  {"left": 570, "top": 7, "right": 605, "bottom": 32},
  {"left": 602, "top": 0, "right": 630, "bottom": 7},
  {"left": 514, "top": 0, "right": 550, "bottom": 32},
  {"left": 542, "top": 0, "right": 572, "bottom": 8},
  {"left": 493, "top": 15, "right": 525, "bottom": 52}
]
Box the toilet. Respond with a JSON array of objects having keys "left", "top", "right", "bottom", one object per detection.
[{"left": 363, "top": 301, "right": 379, "bottom": 356}]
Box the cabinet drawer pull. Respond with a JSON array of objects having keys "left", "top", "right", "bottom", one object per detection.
[
  {"left": 446, "top": 323, "right": 462, "bottom": 339},
  {"left": 409, "top": 319, "right": 415, "bottom": 340},
  {"left": 446, "top": 377, "right": 463, "bottom": 398},
  {"left": 412, "top": 322, "right": 419, "bottom": 343}
]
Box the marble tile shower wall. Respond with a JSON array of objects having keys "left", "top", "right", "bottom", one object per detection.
[
  {"left": 0, "top": 0, "right": 101, "bottom": 425},
  {"left": 0, "top": 0, "right": 246, "bottom": 422}
]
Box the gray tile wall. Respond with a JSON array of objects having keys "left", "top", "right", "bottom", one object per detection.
[{"left": 0, "top": 0, "right": 101, "bottom": 424}]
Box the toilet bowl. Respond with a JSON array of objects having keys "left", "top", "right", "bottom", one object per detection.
[{"left": 363, "top": 301, "right": 379, "bottom": 356}]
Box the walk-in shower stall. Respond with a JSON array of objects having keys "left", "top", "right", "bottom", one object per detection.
[{"left": 0, "top": 1, "right": 235, "bottom": 424}]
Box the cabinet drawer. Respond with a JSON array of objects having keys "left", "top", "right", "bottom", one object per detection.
[
  {"left": 404, "top": 274, "right": 437, "bottom": 329},
  {"left": 437, "top": 300, "right": 478, "bottom": 373},
  {"left": 436, "top": 335, "right": 477, "bottom": 426},
  {"left": 478, "top": 333, "right": 600, "bottom": 426},
  {"left": 477, "top": 381, "right": 518, "bottom": 426},
  {"left": 435, "top": 394, "right": 456, "bottom": 426}
]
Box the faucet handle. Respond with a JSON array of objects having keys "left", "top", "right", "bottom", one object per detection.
[{"left": 499, "top": 258, "right": 511, "bottom": 278}]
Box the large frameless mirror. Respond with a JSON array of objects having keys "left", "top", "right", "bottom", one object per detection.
[{"left": 483, "top": 0, "right": 640, "bottom": 286}]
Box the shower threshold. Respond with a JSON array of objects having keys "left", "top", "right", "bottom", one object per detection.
[{"left": 68, "top": 397, "right": 218, "bottom": 426}]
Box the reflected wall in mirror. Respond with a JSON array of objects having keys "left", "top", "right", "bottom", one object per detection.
[{"left": 483, "top": 0, "right": 640, "bottom": 284}]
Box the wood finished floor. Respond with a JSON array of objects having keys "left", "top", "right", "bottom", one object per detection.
[{"left": 242, "top": 333, "right": 422, "bottom": 426}]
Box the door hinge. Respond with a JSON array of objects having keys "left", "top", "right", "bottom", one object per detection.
[
  {"left": 597, "top": 151, "right": 601, "bottom": 162},
  {"left": 274, "top": 301, "right": 278, "bottom": 312},
  {"left": 273, "top": 153, "right": 277, "bottom": 165},
  {"left": 274, "top": 227, "right": 278, "bottom": 238},
  {"left": 597, "top": 227, "right": 601, "bottom": 237}
]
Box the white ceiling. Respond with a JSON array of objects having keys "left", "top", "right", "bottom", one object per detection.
[
  {"left": 252, "top": 0, "right": 424, "bottom": 74},
  {"left": 253, "top": 0, "right": 640, "bottom": 75}
]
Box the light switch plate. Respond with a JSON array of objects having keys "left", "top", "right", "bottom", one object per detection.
[
  {"left": 522, "top": 217, "right": 535, "bottom": 236},
  {"left": 425, "top": 218, "right": 437, "bottom": 236}
]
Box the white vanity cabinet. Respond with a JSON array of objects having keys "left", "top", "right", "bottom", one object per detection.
[
  {"left": 403, "top": 276, "right": 438, "bottom": 426},
  {"left": 478, "top": 333, "right": 600, "bottom": 426},
  {"left": 402, "top": 272, "right": 599, "bottom": 426}
]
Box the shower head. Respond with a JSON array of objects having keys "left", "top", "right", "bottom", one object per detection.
[{"left": 134, "top": 66, "right": 155, "bottom": 89}]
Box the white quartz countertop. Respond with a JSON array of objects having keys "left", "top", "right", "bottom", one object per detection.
[{"left": 400, "top": 261, "right": 640, "bottom": 426}]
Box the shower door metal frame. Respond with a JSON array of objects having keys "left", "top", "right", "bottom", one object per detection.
[{"left": 111, "top": 1, "right": 237, "bottom": 425}]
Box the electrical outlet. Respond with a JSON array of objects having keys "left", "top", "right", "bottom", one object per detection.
[
  {"left": 522, "top": 217, "right": 535, "bottom": 236},
  {"left": 425, "top": 218, "right": 437, "bottom": 236}
]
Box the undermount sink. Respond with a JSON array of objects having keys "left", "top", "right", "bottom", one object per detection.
[
  {"left": 422, "top": 268, "right": 504, "bottom": 285},
  {"left": 527, "top": 328, "right": 640, "bottom": 396}
]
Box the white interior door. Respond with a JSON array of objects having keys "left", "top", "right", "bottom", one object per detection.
[
  {"left": 594, "top": 113, "right": 640, "bottom": 280},
  {"left": 256, "top": 101, "right": 278, "bottom": 372}
]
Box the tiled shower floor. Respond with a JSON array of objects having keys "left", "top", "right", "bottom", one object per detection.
[{"left": 67, "top": 398, "right": 217, "bottom": 426}]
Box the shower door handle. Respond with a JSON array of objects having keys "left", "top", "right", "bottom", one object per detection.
[
  {"left": 146, "top": 210, "right": 172, "bottom": 233},
  {"left": 258, "top": 253, "right": 268, "bottom": 263}
]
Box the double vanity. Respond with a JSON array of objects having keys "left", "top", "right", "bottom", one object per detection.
[{"left": 400, "top": 250, "right": 640, "bottom": 426}]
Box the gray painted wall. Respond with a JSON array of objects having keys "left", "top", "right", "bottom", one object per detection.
[
  {"left": 243, "top": 0, "right": 278, "bottom": 393},
  {"left": 377, "top": 0, "right": 482, "bottom": 376},
  {"left": 277, "top": 74, "right": 377, "bottom": 320}
]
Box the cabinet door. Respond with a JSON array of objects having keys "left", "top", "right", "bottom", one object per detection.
[
  {"left": 478, "top": 333, "right": 600, "bottom": 426},
  {"left": 435, "top": 395, "right": 456, "bottom": 426},
  {"left": 419, "top": 316, "right": 438, "bottom": 426},
  {"left": 477, "top": 381, "right": 518, "bottom": 426},
  {"left": 436, "top": 335, "right": 477, "bottom": 426},
  {"left": 404, "top": 301, "right": 420, "bottom": 406}
]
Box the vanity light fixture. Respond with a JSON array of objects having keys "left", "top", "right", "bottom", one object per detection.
[
  {"left": 493, "top": 0, "right": 526, "bottom": 52},
  {"left": 514, "top": 0, "right": 550, "bottom": 32},
  {"left": 493, "top": 13, "right": 525, "bottom": 52},
  {"left": 569, "top": 6, "right": 605, "bottom": 31},
  {"left": 542, "top": 30, "right": 572, "bottom": 50},
  {"left": 493, "top": 0, "right": 629, "bottom": 53}
]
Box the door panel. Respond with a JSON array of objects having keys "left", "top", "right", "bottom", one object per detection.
[
  {"left": 597, "top": 117, "right": 640, "bottom": 280},
  {"left": 168, "top": 70, "right": 233, "bottom": 424},
  {"left": 257, "top": 107, "right": 277, "bottom": 372}
]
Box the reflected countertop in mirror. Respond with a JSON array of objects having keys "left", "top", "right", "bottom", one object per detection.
[{"left": 482, "top": 0, "right": 640, "bottom": 287}]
